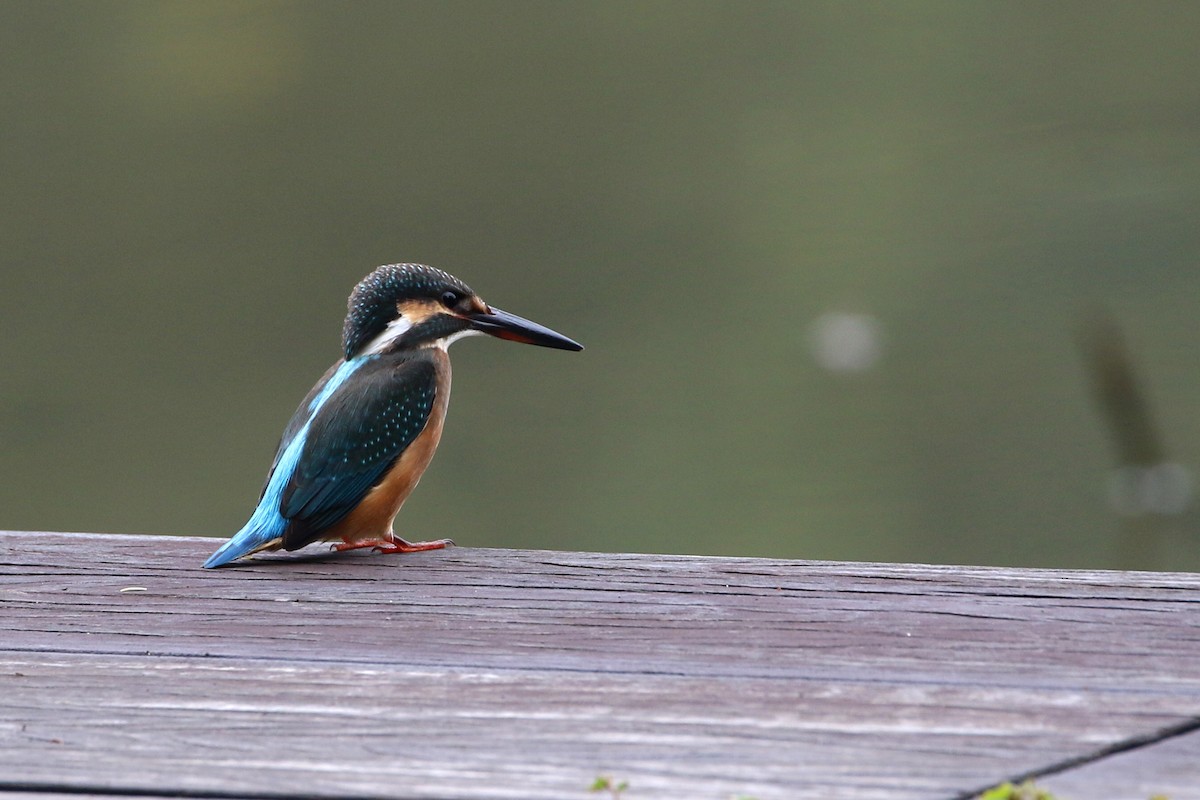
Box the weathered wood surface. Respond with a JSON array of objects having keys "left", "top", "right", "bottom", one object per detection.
[{"left": 1, "top": 530, "right": 1199, "bottom": 800}]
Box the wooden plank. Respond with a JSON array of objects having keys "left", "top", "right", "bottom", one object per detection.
[
  {"left": 2, "top": 530, "right": 1200, "bottom": 799},
  {"left": 0, "top": 795, "right": 187, "bottom": 800},
  {"left": 5, "top": 650, "right": 1194, "bottom": 800},
  {"left": 1041, "top": 727, "right": 1200, "bottom": 798}
]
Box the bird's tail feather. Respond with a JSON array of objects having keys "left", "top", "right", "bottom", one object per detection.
[{"left": 202, "top": 518, "right": 284, "bottom": 568}]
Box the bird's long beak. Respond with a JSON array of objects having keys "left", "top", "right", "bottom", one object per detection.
[{"left": 468, "top": 306, "right": 584, "bottom": 351}]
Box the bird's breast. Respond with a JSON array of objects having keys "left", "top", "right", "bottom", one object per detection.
[{"left": 324, "top": 349, "right": 452, "bottom": 543}]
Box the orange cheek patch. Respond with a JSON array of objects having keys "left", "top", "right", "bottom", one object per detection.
[{"left": 395, "top": 299, "right": 443, "bottom": 325}]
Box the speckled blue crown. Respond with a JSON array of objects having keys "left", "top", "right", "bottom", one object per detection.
[{"left": 342, "top": 264, "right": 474, "bottom": 358}]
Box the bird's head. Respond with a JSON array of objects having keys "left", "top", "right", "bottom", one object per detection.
[{"left": 342, "top": 263, "right": 583, "bottom": 359}]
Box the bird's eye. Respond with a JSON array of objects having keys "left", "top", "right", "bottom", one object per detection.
[{"left": 440, "top": 291, "right": 460, "bottom": 308}]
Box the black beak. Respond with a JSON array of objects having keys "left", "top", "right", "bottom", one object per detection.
[{"left": 467, "top": 306, "right": 584, "bottom": 351}]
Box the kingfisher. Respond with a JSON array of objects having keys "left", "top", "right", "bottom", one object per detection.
[{"left": 203, "top": 263, "right": 583, "bottom": 568}]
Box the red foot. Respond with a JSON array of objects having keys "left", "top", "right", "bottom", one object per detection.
[{"left": 332, "top": 536, "right": 454, "bottom": 554}]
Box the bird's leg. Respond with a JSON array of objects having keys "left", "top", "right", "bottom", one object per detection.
[
  {"left": 374, "top": 536, "right": 454, "bottom": 554},
  {"left": 332, "top": 533, "right": 453, "bottom": 554}
]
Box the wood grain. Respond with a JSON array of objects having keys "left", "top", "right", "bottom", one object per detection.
[{"left": 2, "top": 530, "right": 1199, "bottom": 799}]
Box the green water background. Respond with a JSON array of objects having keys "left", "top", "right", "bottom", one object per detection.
[{"left": 3, "top": 1, "right": 1199, "bottom": 570}]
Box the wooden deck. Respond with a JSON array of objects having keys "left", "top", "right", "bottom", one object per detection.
[{"left": 2, "top": 530, "right": 1199, "bottom": 800}]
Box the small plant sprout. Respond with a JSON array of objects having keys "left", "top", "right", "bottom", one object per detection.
[
  {"left": 589, "top": 775, "right": 629, "bottom": 798},
  {"left": 978, "top": 781, "right": 1056, "bottom": 800}
]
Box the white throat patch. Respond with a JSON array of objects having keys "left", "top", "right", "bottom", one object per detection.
[{"left": 432, "top": 328, "right": 485, "bottom": 351}]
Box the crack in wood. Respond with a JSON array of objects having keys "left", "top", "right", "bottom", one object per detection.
[{"left": 951, "top": 715, "right": 1200, "bottom": 800}]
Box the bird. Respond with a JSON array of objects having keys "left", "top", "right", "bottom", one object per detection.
[{"left": 203, "top": 263, "right": 583, "bottom": 568}]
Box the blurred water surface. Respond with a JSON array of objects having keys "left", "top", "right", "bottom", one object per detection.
[{"left": 3, "top": 1, "right": 1199, "bottom": 570}]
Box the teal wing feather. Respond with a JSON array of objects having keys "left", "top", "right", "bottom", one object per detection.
[{"left": 278, "top": 353, "right": 438, "bottom": 550}]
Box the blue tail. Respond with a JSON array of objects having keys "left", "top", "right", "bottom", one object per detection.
[
  {"left": 203, "top": 436, "right": 304, "bottom": 568},
  {"left": 204, "top": 423, "right": 308, "bottom": 567},
  {"left": 203, "top": 510, "right": 287, "bottom": 568}
]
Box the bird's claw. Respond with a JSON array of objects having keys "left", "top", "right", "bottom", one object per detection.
[
  {"left": 372, "top": 537, "right": 455, "bottom": 554},
  {"left": 330, "top": 537, "right": 454, "bottom": 555}
]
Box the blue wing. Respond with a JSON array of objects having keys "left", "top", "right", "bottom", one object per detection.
[
  {"left": 279, "top": 353, "right": 437, "bottom": 550},
  {"left": 202, "top": 353, "right": 437, "bottom": 568}
]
